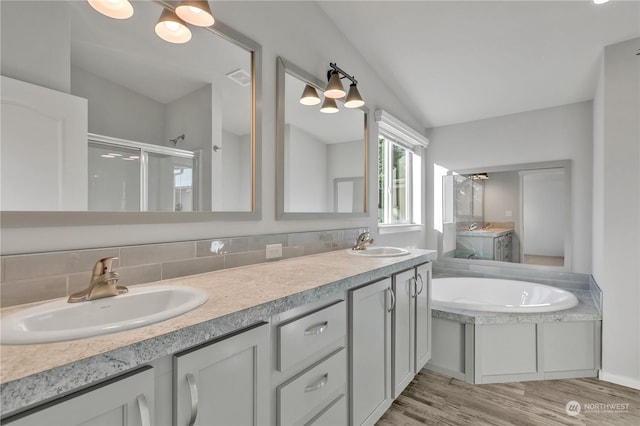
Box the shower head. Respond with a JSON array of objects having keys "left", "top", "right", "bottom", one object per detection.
[{"left": 169, "top": 134, "right": 185, "bottom": 146}]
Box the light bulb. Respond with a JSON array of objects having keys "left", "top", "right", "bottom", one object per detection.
[
  {"left": 176, "top": 1, "right": 215, "bottom": 27},
  {"left": 155, "top": 9, "right": 192, "bottom": 44},
  {"left": 87, "top": 0, "right": 133, "bottom": 19}
]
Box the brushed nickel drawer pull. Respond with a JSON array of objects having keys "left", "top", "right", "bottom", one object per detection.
[
  {"left": 186, "top": 372, "right": 199, "bottom": 426},
  {"left": 417, "top": 273, "right": 425, "bottom": 295},
  {"left": 304, "top": 321, "right": 329, "bottom": 336},
  {"left": 304, "top": 374, "right": 328, "bottom": 392},
  {"left": 387, "top": 288, "right": 396, "bottom": 312},
  {"left": 136, "top": 394, "right": 151, "bottom": 426}
]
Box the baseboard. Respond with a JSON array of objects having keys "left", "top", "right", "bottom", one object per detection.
[{"left": 599, "top": 370, "right": 640, "bottom": 390}]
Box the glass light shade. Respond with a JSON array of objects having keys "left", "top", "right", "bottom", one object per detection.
[
  {"left": 324, "top": 72, "right": 346, "bottom": 99},
  {"left": 320, "top": 97, "right": 339, "bottom": 114},
  {"left": 87, "top": 0, "right": 133, "bottom": 19},
  {"left": 593, "top": 0, "right": 609, "bottom": 4},
  {"left": 300, "top": 84, "right": 321, "bottom": 106},
  {"left": 155, "top": 9, "right": 192, "bottom": 44},
  {"left": 175, "top": 0, "right": 214, "bottom": 27},
  {"left": 344, "top": 83, "right": 365, "bottom": 108}
]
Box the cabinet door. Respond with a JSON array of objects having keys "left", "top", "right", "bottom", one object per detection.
[
  {"left": 415, "top": 263, "right": 432, "bottom": 370},
  {"left": 5, "top": 367, "right": 154, "bottom": 426},
  {"left": 174, "top": 323, "right": 270, "bottom": 426},
  {"left": 349, "top": 278, "right": 392, "bottom": 426},
  {"left": 392, "top": 269, "right": 415, "bottom": 399}
]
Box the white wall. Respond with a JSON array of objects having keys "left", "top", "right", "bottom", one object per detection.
[
  {"left": 71, "top": 66, "right": 165, "bottom": 145},
  {"left": 0, "top": 1, "right": 70, "bottom": 93},
  {"left": 593, "top": 38, "right": 640, "bottom": 390},
  {"left": 327, "top": 140, "right": 365, "bottom": 210},
  {"left": 522, "top": 171, "right": 565, "bottom": 257},
  {"left": 426, "top": 101, "right": 593, "bottom": 273},
  {"left": 285, "top": 124, "right": 328, "bottom": 212},
  {"left": 1, "top": 1, "right": 427, "bottom": 254}
]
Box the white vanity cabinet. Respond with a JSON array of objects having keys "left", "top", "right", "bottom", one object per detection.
[
  {"left": 173, "top": 323, "right": 270, "bottom": 426},
  {"left": 3, "top": 367, "right": 154, "bottom": 426},
  {"left": 349, "top": 278, "right": 393, "bottom": 426},
  {"left": 392, "top": 263, "right": 432, "bottom": 398},
  {"left": 271, "top": 298, "right": 348, "bottom": 426}
]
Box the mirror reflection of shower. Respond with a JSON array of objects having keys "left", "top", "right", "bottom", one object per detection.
[{"left": 88, "top": 134, "right": 197, "bottom": 211}]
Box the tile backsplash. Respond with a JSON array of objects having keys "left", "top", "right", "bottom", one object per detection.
[{"left": 0, "top": 228, "right": 364, "bottom": 308}]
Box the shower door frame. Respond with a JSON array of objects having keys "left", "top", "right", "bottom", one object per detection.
[{"left": 88, "top": 133, "right": 198, "bottom": 212}]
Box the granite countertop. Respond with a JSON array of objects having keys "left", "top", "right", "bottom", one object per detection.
[
  {"left": 432, "top": 289, "right": 601, "bottom": 325},
  {"left": 0, "top": 248, "right": 436, "bottom": 416},
  {"left": 457, "top": 227, "right": 513, "bottom": 237}
]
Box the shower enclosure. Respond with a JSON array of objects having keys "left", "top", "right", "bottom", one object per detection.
[{"left": 88, "top": 134, "right": 197, "bottom": 211}]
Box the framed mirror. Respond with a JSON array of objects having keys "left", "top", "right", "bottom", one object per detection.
[
  {"left": 441, "top": 160, "right": 572, "bottom": 269},
  {"left": 276, "top": 57, "right": 368, "bottom": 219},
  {"left": 0, "top": 0, "right": 261, "bottom": 224}
]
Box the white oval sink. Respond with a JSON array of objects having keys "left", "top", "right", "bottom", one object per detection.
[
  {"left": 1, "top": 285, "right": 208, "bottom": 345},
  {"left": 346, "top": 247, "right": 410, "bottom": 257}
]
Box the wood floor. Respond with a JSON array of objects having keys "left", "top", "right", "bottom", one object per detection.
[
  {"left": 376, "top": 370, "right": 640, "bottom": 426},
  {"left": 523, "top": 255, "right": 565, "bottom": 267}
]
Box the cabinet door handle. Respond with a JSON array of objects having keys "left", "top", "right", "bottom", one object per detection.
[
  {"left": 137, "top": 394, "right": 151, "bottom": 426},
  {"left": 387, "top": 288, "right": 396, "bottom": 312},
  {"left": 304, "top": 321, "right": 328, "bottom": 336},
  {"left": 409, "top": 277, "right": 416, "bottom": 298},
  {"left": 304, "top": 374, "right": 328, "bottom": 392},
  {"left": 416, "top": 273, "right": 425, "bottom": 295},
  {"left": 186, "top": 373, "right": 199, "bottom": 426}
]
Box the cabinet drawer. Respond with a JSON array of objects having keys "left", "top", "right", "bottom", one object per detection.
[
  {"left": 277, "top": 300, "right": 346, "bottom": 371},
  {"left": 278, "top": 348, "right": 346, "bottom": 425},
  {"left": 306, "top": 394, "right": 347, "bottom": 426}
]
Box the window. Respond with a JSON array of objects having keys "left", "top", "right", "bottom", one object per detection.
[{"left": 375, "top": 111, "right": 428, "bottom": 228}]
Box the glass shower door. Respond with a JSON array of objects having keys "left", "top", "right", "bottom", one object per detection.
[{"left": 88, "top": 143, "right": 141, "bottom": 211}]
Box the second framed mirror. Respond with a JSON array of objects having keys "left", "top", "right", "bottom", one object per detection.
[{"left": 276, "top": 57, "right": 368, "bottom": 219}]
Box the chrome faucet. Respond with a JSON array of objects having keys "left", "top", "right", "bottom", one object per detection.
[
  {"left": 68, "top": 257, "right": 128, "bottom": 303},
  {"left": 467, "top": 223, "right": 479, "bottom": 231},
  {"left": 352, "top": 231, "right": 374, "bottom": 250}
]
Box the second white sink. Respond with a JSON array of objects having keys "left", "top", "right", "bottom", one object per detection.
[
  {"left": 1, "top": 285, "right": 209, "bottom": 345},
  {"left": 347, "top": 247, "right": 410, "bottom": 257}
]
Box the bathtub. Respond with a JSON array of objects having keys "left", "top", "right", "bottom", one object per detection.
[{"left": 433, "top": 277, "right": 579, "bottom": 313}]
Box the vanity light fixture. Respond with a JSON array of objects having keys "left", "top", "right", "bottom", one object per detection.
[
  {"left": 175, "top": 0, "right": 215, "bottom": 27},
  {"left": 155, "top": 8, "right": 192, "bottom": 44},
  {"left": 320, "top": 97, "right": 339, "bottom": 114},
  {"left": 300, "top": 62, "right": 365, "bottom": 112},
  {"left": 87, "top": 0, "right": 134, "bottom": 19},
  {"left": 469, "top": 173, "right": 489, "bottom": 180},
  {"left": 300, "top": 84, "right": 321, "bottom": 106},
  {"left": 593, "top": 0, "right": 610, "bottom": 4}
]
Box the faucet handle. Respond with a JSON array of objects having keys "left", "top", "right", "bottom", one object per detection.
[{"left": 92, "top": 257, "right": 119, "bottom": 276}]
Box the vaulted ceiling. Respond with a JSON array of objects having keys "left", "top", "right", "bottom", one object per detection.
[{"left": 319, "top": 1, "right": 640, "bottom": 128}]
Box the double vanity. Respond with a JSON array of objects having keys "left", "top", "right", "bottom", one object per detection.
[{"left": 0, "top": 248, "right": 437, "bottom": 425}]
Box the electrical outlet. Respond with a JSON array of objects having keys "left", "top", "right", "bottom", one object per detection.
[
  {"left": 505, "top": 210, "right": 513, "bottom": 217},
  {"left": 266, "top": 243, "right": 282, "bottom": 260}
]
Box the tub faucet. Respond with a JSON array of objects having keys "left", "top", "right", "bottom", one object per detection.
[
  {"left": 353, "top": 231, "right": 374, "bottom": 250},
  {"left": 68, "top": 257, "right": 128, "bottom": 303}
]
